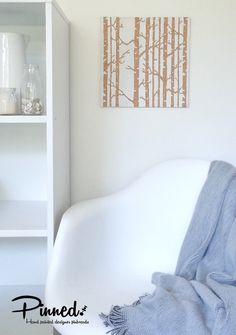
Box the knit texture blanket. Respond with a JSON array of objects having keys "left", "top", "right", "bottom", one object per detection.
[{"left": 100, "top": 161, "right": 236, "bottom": 335}]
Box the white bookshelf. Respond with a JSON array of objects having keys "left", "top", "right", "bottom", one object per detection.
[{"left": 0, "top": 1, "right": 70, "bottom": 334}]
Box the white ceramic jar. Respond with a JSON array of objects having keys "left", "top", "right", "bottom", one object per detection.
[{"left": 0, "top": 33, "right": 28, "bottom": 89}]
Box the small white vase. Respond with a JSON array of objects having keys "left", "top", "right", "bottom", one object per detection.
[{"left": 0, "top": 33, "right": 29, "bottom": 89}]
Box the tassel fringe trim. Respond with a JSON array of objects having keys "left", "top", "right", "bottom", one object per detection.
[
  {"left": 99, "top": 305, "right": 128, "bottom": 334},
  {"left": 99, "top": 294, "right": 149, "bottom": 335}
]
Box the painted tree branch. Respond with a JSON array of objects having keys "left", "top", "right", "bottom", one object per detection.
[
  {"left": 167, "top": 24, "right": 184, "bottom": 37},
  {"left": 118, "top": 90, "right": 134, "bottom": 104},
  {"left": 167, "top": 87, "right": 183, "bottom": 94},
  {"left": 148, "top": 66, "right": 164, "bottom": 81},
  {"left": 119, "top": 37, "right": 135, "bottom": 46},
  {"left": 110, "top": 82, "right": 134, "bottom": 104},
  {"left": 167, "top": 43, "right": 184, "bottom": 57},
  {"left": 139, "top": 39, "right": 164, "bottom": 58},
  {"left": 126, "top": 65, "right": 135, "bottom": 71}
]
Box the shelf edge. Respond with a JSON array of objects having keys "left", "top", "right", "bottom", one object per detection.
[
  {"left": 0, "top": 115, "right": 47, "bottom": 124},
  {"left": 0, "top": 230, "right": 48, "bottom": 238}
]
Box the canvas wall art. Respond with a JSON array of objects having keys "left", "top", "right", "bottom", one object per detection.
[{"left": 102, "top": 17, "right": 190, "bottom": 108}]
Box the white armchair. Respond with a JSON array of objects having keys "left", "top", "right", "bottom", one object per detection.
[{"left": 45, "top": 159, "right": 210, "bottom": 335}]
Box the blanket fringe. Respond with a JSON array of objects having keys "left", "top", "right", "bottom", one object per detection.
[
  {"left": 99, "top": 305, "right": 128, "bottom": 334},
  {"left": 99, "top": 294, "right": 149, "bottom": 334}
]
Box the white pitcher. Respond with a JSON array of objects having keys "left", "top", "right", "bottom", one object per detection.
[{"left": 0, "top": 33, "right": 29, "bottom": 89}]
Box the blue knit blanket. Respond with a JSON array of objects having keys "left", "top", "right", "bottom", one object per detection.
[{"left": 100, "top": 161, "right": 236, "bottom": 335}]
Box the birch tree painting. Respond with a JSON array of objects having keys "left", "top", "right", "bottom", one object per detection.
[{"left": 102, "top": 17, "right": 190, "bottom": 108}]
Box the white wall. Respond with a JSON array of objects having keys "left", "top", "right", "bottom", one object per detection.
[{"left": 57, "top": 0, "right": 236, "bottom": 203}]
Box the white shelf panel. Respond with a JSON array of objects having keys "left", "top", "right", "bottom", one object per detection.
[
  {"left": 0, "top": 115, "right": 47, "bottom": 124},
  {"left": 0, "top": 201, "right": 48, "bottom": 237},
  {"left": 0, "top": 285, "right": 52, "bottom": 335},
  {"left": 0, "top": 229, "right": 47, "bottom": 238}
]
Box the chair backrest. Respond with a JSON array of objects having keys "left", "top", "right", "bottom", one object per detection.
[
  {"left": 47, "top": 159, "right": 210, "bottom": 307},
  {"left": 115, "top": 159, "right": 210, "bottom": 280}
]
